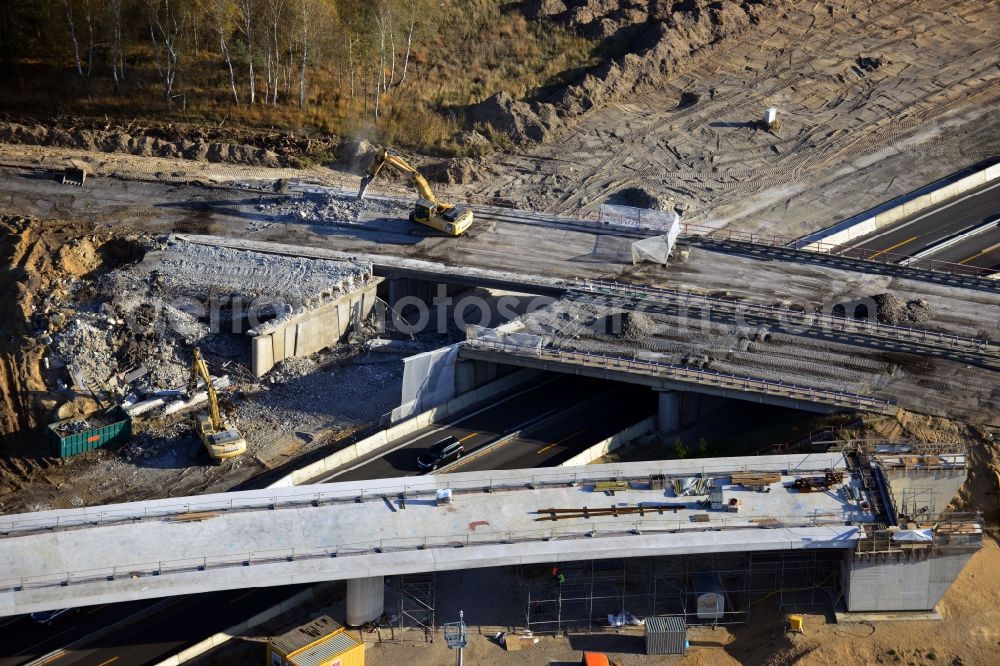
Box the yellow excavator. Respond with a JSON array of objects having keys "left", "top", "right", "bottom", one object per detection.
[
  {"left": 189, "top": 348, "right": 246, "bottom": 460},
  {"left": 356, "top": 147, "right": 474, "bottom": 236}
]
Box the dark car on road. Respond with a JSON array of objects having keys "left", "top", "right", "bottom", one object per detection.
[
  {"left": 30, "top": 608, "right": 79, "bottom": 625},
  {"left": 417, "top": 436, "right": 464, "bottom": 471}
]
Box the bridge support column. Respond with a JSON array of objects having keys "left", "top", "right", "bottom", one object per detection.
[
  {"left": 656, "top": 390, "right": 680, "bottom": 433},
  {"left": 346, "top": 575, "right": 385, "bottom": 626}
]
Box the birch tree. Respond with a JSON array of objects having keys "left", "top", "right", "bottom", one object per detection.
[
  {"left": 234, "top": 0, "right": 256, "bottom": 104},
  {"left": 146, "top": 0, "right": 183, "bottom": 108},
  {"left": 63, "top": 0, "right": 95, "bottom": 82},
  {"left": 263, "top": 0, "right": 285, "bottom": 106},
  {"left": 107, "top": 0, "right": 126, "bottom": 93},
  {"left": 293, "top": 0, "right": 319, "bottom": 110},
  {"left": 208, "top": 0, "right": 239, "bottom": 104}
]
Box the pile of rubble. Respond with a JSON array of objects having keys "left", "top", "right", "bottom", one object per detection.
[
  {"left": 49, "top": 238, "right": 375, "bottom": 422},
  {"left": 872, "top": 293, "right": 934, "bottom": 326},
  {"left": 273, "top": 191, "right": 412, "bottom": 227}
]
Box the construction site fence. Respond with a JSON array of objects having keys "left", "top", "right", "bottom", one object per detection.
[
  {"left": 462, "top": 338, "right": 896, "bottom": 413},
  {"left": 0, "top": 514, "right": 861, "bottom": 595}
]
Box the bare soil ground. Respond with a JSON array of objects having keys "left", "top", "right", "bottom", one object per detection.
[{"left": 472, "top": 0, "right": 1000, "bottom": 236}]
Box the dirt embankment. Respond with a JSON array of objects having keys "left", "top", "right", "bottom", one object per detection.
[
  {"left": 471, "top": 0, "right": 787, "bottom": 143},
  {"left": 0, "top": 216, "right": 140, "bottom": 462},
  {"left": 0, "top": 118, "right": 341, "bottom": 168}
]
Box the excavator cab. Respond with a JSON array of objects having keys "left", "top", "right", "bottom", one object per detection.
[{"left": 411, "top": 198, "right": 437, "bottom": 225}]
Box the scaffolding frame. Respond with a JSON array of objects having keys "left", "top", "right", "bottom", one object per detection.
[
  {"left": 517, "top": 549, "right": 842, "bottom": 634},
  {"left": 395, "top": 572, "right": 436, "bottom": 641}
]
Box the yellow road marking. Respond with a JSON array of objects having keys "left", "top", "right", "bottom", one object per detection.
[
  {"left": 458, "top": 432, "right": 479, "bottom": 443},
  {"left": 96, "top": 658, "right": 119, "bottom": 666},
  {"left": 869, "top": 235, "right": 918, "bottom": 260},
  {"left": 957, "top": 240, "right": 1000, "bottom": 265},
  {"left": 86, "top": 604, "right": 109, "bottom": 615},
  {"left": 228, "top": 589, "right": 257, "bottom": 604},
  {"left": 538, "top": 429, "right": 587, "bottom": 455},
  {"left": 35, "top": 654, "right": 65, "bottom": 666}
]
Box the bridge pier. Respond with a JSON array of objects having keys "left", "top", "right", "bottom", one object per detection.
[
  {"left": 346, "top": 575, "right": 385, "bottom": 626},
  {"left": 656, "top": 390, "right": 680, "bottom": 432}
]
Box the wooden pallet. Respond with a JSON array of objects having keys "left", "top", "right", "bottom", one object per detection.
[{"left": 730, "top": 472, "right": 781, "bottom": 486}]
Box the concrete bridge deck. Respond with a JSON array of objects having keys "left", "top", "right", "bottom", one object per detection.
[{"left": 0, "top": 455, "right": 862, "bottom": 617}]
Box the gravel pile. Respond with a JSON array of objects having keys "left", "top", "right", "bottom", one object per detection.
[{"left": 872, "top": 293, "right": 936, "bottom": 326}]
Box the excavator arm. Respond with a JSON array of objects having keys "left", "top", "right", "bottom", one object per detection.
[
  {"left": 357, "top": 148, "right": 438, "bottom": 204},
  {"left": 354, "top": 145, "right": 474, "bottom": 236},
  {"left": 189, "top": 348, "right": 222, "bottom": 431}
]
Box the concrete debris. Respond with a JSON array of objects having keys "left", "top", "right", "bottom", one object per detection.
[
  {"left": 365, "top": 338, "right": 427, "bottom": 354},
  {"left": 121, "top": 240, "right": 373, "bottom": 307},
  {"left": 267, "top": 356, "right": 320, "bottom": 384},
  {"left": 162, "top": 376, "right": 231, "bottom": 416},
  {"left": 273, "top": 192, "right": 412, "bottom": 227}
]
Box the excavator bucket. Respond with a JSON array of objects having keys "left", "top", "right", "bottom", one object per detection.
[{"left": 357, "top": 174, "right": 374, "bottom": 200}]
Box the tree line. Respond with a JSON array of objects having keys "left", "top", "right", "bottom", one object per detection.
[{"left": 0, "top": 0, "right": 432, "bottom": 123}]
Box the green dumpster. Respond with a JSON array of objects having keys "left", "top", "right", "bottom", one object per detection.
[{"left": 47, "top": 408, "right": 132, "bottom": 458}]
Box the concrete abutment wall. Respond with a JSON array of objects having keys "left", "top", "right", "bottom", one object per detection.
[
  {"left": 251, "top": 278, "right": 382, "bottom": 376},
  {"left": 843, "top": 548, "right": 978, "bottom": 612}
]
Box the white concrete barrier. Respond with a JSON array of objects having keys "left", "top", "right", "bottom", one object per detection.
[
  {"left": 797, "top": 162, "right": 1000, "bottom": 251},
  {"left": 152, "top": 584, "right": 334, "bottom": 666},
  {"left": 559, "top": 417, "right": 656, "bottom": 467},
  {"left": 267, "top": 369, "right": 539, "bottom": 487}
]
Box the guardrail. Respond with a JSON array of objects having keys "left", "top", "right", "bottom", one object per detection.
[
  {"left": 462, "top": 339, "right": 897, "bottom": 414},
  {"left": 0, "top": 455, "right": 847, "bottom": 537},
  {"left": 677, "top": 221, "right": 999, "bottom": 280},
  {"left": 0, "top": 513, "right": 860, "bottom": 595},
  {"left": 572, "top": 279, "right": 999, "bottom": 357}
]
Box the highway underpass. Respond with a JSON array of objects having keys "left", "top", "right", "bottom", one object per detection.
[{"left": 315, "top": 375, "right": 654, "bottom": 483}]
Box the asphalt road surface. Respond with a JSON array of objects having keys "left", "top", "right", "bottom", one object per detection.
[
  {"left": 321, "top": 375, "right": 651, "bottom": 483},
  {"left": 843, "top": 178, "right": 1000, "bottom": 268},
  {"left": 0, "top": 586, "right": 307, "bottom": 666},
  {"left": 1, "top": 374, "right": 653, "bottom": 665}
]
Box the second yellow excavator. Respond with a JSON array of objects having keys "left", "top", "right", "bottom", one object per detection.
[
  {"left": 189, "top": 348, "right": 246, "bottom": 461},
  {"left": 356, "top": 147, "right": 474, "bottom": 236}
]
